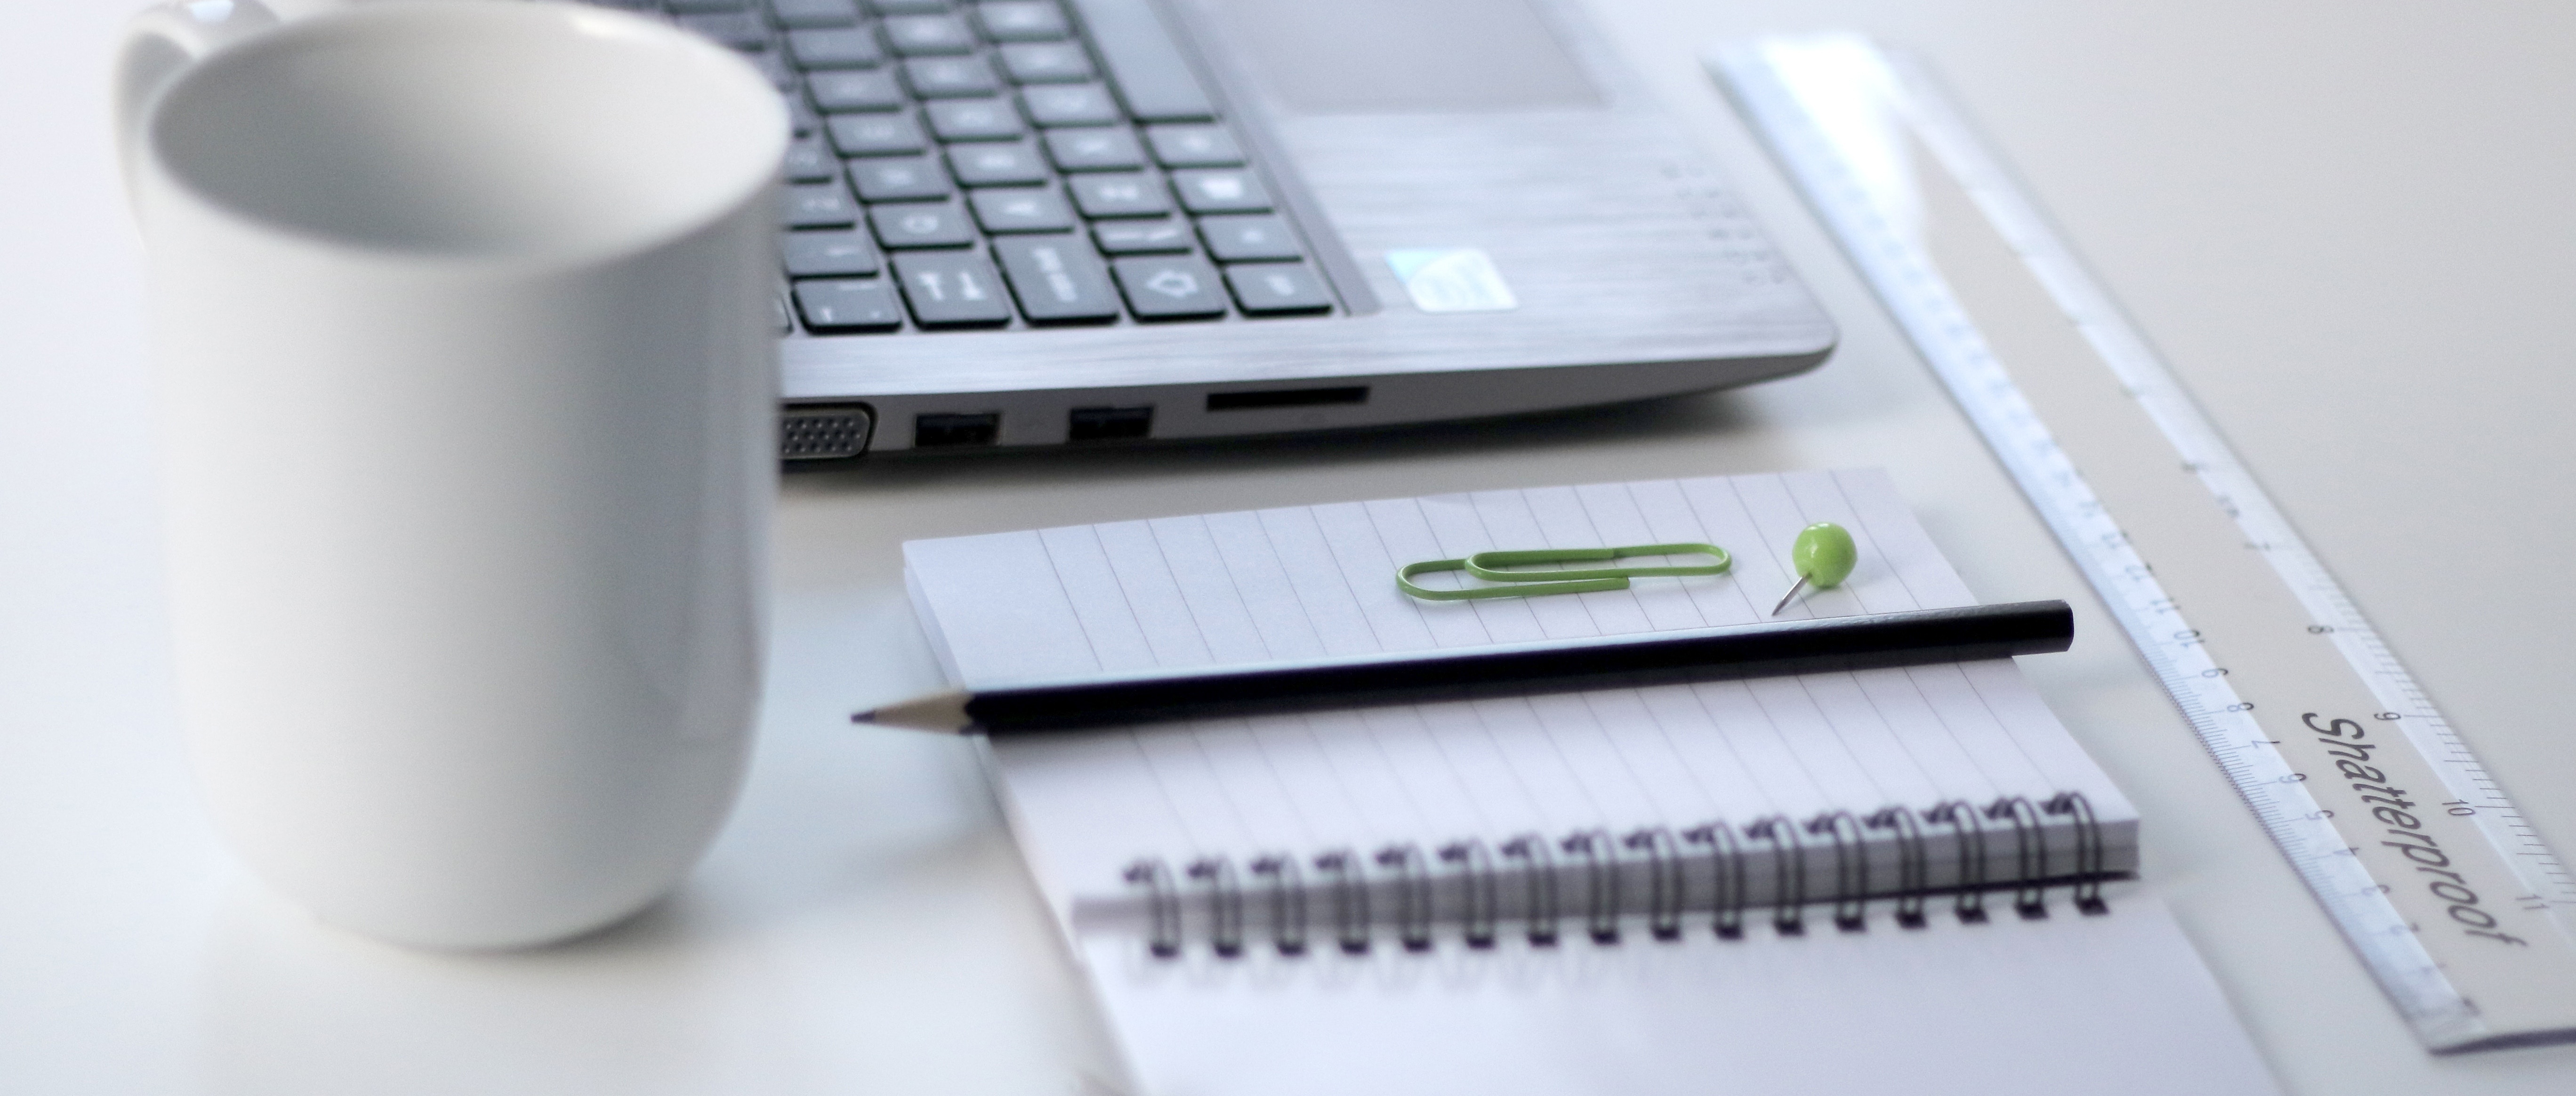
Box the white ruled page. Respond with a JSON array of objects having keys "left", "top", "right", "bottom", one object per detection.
[
  {"left": 902, "top": 471, "right": 2276, "bottom": 1096},
  {"left": 902, "top": 470, "right": 2132, "bottom": 915}
]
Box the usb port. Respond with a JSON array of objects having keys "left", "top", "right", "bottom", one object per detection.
[
  {"left": 914, "top": 412, "right": 1000, "bottom": 448},
  {"left": 1067, "top": 405, "right": 1153, "bottom": 442}
]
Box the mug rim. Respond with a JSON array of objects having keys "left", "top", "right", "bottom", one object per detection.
[{"left": 140, "top": 0, "right": 789, "bottom": 271}]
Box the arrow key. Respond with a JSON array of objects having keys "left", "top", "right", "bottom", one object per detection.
[
  {"left": 1111, "top": 255, "right": 1227, "bottom": 321},
  {"left": 891, "top": 252, "right": 1014, "bottom": 328}
]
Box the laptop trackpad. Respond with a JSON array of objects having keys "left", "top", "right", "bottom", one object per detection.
[{"left": 1206, "top": 0, "right": 1602, "bottom": 113}]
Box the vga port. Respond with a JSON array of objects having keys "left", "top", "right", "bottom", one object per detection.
[{"left": 780, "top": 403, "right": 874, "bottom": 461}]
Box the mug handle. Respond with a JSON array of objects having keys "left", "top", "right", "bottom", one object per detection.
[{"left": 114, "top": 0, "right": 287, "bottom": 170}]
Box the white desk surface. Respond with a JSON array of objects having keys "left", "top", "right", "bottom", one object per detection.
[{"left": 7, "top": 0, "right": 2575, "bottom": 1092}]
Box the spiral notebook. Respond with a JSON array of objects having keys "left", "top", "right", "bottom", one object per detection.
[{"left": 904, "top": 470, "right": 2280, "bottom": 1096}]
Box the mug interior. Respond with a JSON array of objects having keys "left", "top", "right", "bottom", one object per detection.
[{"left": 150, "top": 3, "right": 784, "bottom": 260}]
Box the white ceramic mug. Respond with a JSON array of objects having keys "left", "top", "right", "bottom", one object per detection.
[{"left": 119, "top": 0, "right": 787, "bottom": 949}]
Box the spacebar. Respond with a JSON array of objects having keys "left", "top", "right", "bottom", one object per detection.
[{"left": 1068, "top": 0, "right": 1217, "bottom": 122}]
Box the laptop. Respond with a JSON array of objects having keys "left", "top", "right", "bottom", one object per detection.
[{"left": 594, "top": 0, "right": 1837, "bottom": 459}]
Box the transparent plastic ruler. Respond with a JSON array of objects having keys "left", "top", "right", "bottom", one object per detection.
[{"left": 1716, "top": 35, "right": 2576, "bottom": 1052}]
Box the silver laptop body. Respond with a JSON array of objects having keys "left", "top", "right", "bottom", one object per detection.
[{"left": 662, "top": 0, "right": 1838, "bottom": 458}]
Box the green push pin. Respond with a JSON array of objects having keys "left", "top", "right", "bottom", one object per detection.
[{"left": 1770, "top": 522, "right": 1857, "bottom": 615}]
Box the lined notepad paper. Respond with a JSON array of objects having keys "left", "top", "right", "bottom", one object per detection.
[
  {"left": 909, "top": 470, "right": 2132, "bottom": 907},
  {"left": 902, "top": 471, "right": 2278, "bottom": 1096}
]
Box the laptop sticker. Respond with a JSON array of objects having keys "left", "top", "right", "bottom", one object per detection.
[{"left": 1384, "top": 248, "right": 1519, "bottom": 313}]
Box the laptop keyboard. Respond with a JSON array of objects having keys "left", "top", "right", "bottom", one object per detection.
[{"left": 579, "top": 0, "right": 1344, "bottom": 334}]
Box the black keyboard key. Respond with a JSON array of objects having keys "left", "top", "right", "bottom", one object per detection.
[
  {"left": 796, "top": 279, "right": 905, "bottom": 332},
  {"left": 883, "top": 14, "right": 975, "bottom": 55},
  {"left": 1224, "top": 262, "right": 1333, "bottom": 315},
  {"left": 1020, "top": 84, "right": 1121, "bottom": 127},
  {"left": 976, "top": 1, "right": 1070, "bottom": 41},
  {"left": 827, "top": 111, "right": 927, "bottom": 156},
  {"left": 1144, "top": 124, "right": 1243, "bottom": 167},
  {"left": 1092, "top": 219, "right": 1194, "bottom": 255},
  {"left": 1169, "top": 169, "right": 1271, "bottom": 213},
  {"left": 847, "top": 156, "right": 954, "bottom": 201},
  {"left": 1044, "top": 127, "right": 1145, "bottom": 171},
  {"left": 924, "top": 99, "right": 1025, "bottom": 141},
  {"left": 1068, "top": 173, "right": 1171, "bottom": 218},
  {"left": 947, "top": 140, "right": 1052, "bottom": 185},
  {"left": 969, "top": 186, "right": 1076, "bottom": 233},
  {"left": 998, "top": 42, "right": 1094, "bottom": 83},
  {"left": 992, "top": 236, "right": 1121, "bottom": 322},
  {"left": 1197, "top": 214, "right": 1300, "bottom": 261},
  {"left": 679, "top": 12, "right": 769, "bottom": 49},
  {"left": 902, "top": 56, "right": 1000, "bottom": 97},
  {"left": 787, "top": 27, "right": 882, "bottom": 68},
  {"left": 785, "top": 229, "right": 883, "bottom": 277},
  {"left": 782, "top": 181, "right": 859, "bottom": 227},
  {"left": 892, "top": 252, "right": 1014, "bottom": 327},
  {"left": 869, "top": 200, "right": 977, "bottom": 247},
  {"left": 1068, "top": 0, "right": 1216, "bottom": 122},
  {"left": 786, "top": 136, "right": 838, "bottom": 181},
  {"left": 1111, "top": 255, "right": 1227, "bottom": 319},
  {"left": 769, "top": 0, "right": 861, "bottom": 28},
  {"left": 810, "top": 69, "right": 905, "bottom": 112}
]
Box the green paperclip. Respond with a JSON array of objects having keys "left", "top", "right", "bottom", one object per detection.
[
  {"left": 1465, "top": 542, "right": 1730, "bottom": 582},
  {"left": 1395, "top": 542, "right": 1731, "bottom": 602},
  {"left": 1397, "top": 558, "right": 1629, "bottom": 600}
]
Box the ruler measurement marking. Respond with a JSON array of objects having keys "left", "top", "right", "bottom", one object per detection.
[{"left": 1720, "top": 36, "right": 2576, "bottom": 1052}]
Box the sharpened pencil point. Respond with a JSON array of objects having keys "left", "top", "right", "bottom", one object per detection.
[{"left": 850, "top": 689, "right": 977, "bottom": 733}]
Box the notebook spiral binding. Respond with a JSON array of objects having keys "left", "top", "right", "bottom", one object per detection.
[{"left": 1123, "top": 792, "right": 2110, "bottom": 959}]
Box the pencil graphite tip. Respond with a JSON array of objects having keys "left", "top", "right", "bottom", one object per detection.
[{"left": 849, "top": 689, "right": 974, "bottom": 733}]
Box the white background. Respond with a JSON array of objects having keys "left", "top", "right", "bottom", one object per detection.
[{"left": 5, "top": 0, "right": 2573, "bottom": 1092}]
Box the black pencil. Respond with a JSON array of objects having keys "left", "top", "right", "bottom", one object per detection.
[{"left": 852, "top": 599, "right": 2074, "bottom": 735}]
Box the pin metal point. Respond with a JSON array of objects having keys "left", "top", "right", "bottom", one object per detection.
[
  {"left": 1769, "top": 522, "right": 1857, "bottom": 616},
  {"left": 1769, "top": 575, "right": 1811, "bottom": 616}
]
